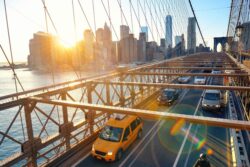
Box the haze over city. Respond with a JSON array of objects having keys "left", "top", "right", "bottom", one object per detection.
[{"left": 0, "top": 0, "right": 230, "bottom": 63}]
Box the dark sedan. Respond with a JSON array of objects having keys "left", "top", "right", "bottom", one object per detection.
[{"left": 157, "top": 88, "right": 179, "bottom": 105}]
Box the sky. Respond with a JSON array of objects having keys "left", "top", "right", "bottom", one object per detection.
[{"left": 0, "top": 0, "right": 231, "bottom": 63}]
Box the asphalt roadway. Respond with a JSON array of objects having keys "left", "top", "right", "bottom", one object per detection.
[{"left": 75, "top": 77, "right": 232, "bottom": 167}]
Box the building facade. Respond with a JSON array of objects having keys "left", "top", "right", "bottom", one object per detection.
[
  {"left": 165, "top": 15, "right": 173, "bottom": 48},
  {"left": 175, "top": 35, "right": 182, "bottom": 46},
  {"left": 28, "top": 31, "right": 62, "bottom": 70},
  {"left": 141, "top": 26, "right": 148, "bottom": 42},
  {"left": 119, "top": 33, "right": 137, "bottom": 64},
  {"left": 187, "top": 17, "right": 196, "bottom": 53},
  {"left": 120, "top": 25, "right": 129, "bottom": 40},
  {"left": 137, "top": 32, "right": 147, "bottom": 62}
]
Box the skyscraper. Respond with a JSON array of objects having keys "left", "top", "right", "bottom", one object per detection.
[
  {"left": 119, "top": 33, "right": 137, "bottom": 64},
  {"left": 175, "top": 36, "right": 182, "bottom": 46},
  {"left": 84, "top": 29, "right": 94, "bottom": 63},
  {"left": 187, "top": 17, "right": 196, "bottom": 53},
  {"left": 28, "top": 32, "right": 60, "bottom": 70},
  {"left": 141, "top": 26, "right": 148, "bottom": 42},
  {"left": 165, "top": 15, "right": 172, "bottom": 48},
  {"left": 138, "top": 32, "right": 147, "bottom": 62},
  {"left": 120, "top": 25, "right": 129, "bottom": 40}
]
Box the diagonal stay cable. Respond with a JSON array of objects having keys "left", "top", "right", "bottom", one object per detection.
[
  {"left": 100, "top": 0, "right": 119, "bottom": 40},
  {"left": 0, "top": 45, "right": 24, "bottom": 91}
]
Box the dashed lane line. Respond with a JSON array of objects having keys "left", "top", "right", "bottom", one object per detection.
[{"left": 119, "top": 89, "right": 189, "bottom": 167}]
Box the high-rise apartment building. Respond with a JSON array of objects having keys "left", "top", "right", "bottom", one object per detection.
[
  {"left": 165, "top": 15, "right": 173, "bottom": 48},
  {"left": 28, "top": 32, "right": 59, "bottom": 70},
  {"left": 120, "top": 25, "right": 129, "bottom": 40},
  {"left": 141, "top": 26, "right": 148, "bottom": 42},
  {"left": 175, "top": 36, "right": 182, "bottom": 46},
  {"left": 187, "top": 17, "right": 196, "bottom": 53}
]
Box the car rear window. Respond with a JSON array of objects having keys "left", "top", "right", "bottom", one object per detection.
[{"left": 204, "top": 93, "right": 220, "bottom": 100}]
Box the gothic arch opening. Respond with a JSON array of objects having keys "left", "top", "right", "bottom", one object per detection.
[
  {"left": 224, "top": 42, "right": 230, "bottom": 51},
  {"left": 216, "top": 43, "right": 222, "bottom": 52}
]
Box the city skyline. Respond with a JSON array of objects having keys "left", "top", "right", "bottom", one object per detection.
[{"left": 0, "top": 0, "right": 230, "bottom": 62}]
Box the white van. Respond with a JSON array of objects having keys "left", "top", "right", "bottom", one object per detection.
[
  {"left": 194, "top": 76, "right": 206, "bottom": 85},
  {"left": 201, "top": 90, "right": 222, "bottom": 111}
]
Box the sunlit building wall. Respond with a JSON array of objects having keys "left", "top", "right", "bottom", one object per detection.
[
  {"left": 29, "top": 32, "right": 57, "bottom": 70},
  {"left": 84, "top": 29, "right": 94, "bottom": 64},
  {"left": 120, "top": 25, "right": 129, "bottom": 40},
  {"left": 119, "top": 33, "right": 137, "bottom": 64}
]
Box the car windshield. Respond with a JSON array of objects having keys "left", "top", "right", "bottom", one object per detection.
[
  {"left": 180, "top": 76, "right": 188, "bottom": 79},
  {"left": 99, "top": 126, "right": 123, "bottom": 142},
  {"left": 204, "top": 93, "right": 220, "bottom": 100},
  {"left": 164, "top": 90, "right": 174, "bottom": 97},
  {"left": 196, "top": 76, "right": 205, "bottom": 79}
]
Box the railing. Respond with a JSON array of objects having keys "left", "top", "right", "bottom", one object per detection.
[{"left": 1, "top": 52, "right": 250, "bottom": 166}]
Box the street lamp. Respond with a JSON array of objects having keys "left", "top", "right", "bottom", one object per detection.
[
  {"left": 236, "top": 23, "right": 244, "bottom": 62},
  {"left": 236, "top": 24, "right": 244, "bottom": 38}
]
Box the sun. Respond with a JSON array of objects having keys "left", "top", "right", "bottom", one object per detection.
[{"left": 59, "top": 38, "right": 76, "bottom": 48}]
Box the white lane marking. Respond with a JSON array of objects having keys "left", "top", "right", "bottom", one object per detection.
[
  {"left": 119, "top": 89, "right": 189, "bottom": 167},
  {"left": 127, "top": 123, "right": 163, "bottom": 167},
  {"left": 181, "top": 73, "right": 212, "bottom": 166},
  {"left": 119, "top": 120, "right": 161, "bottom": 167},
  {"left": 184, "top": 124, "right": 200, "bottom": 167},
  {"left": 72, "top": 152, "right": 91, "bottom": 167},
  {"left": 172, "top": 90, "right": 205, "bottom": 167}
]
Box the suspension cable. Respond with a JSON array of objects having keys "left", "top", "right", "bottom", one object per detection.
[
  {"left": 138, "top": 0, "right": 156, "bottom": 41},
  {"left": 40, "top": 0, "right": 58, "bottom": 34},
  {"left": 188, "top": 0, "right": 207, "bottom": 47},
  {"left": 3, "top": 0, "right": 20, "bottom": 94},
  {"left": 129, "top": 0, "right": 143, "bottom": 32},
  {"left": 100, "top": 0, "right": 119, "bottom": 40},
  {"left": 145, "top": 0, "right": 161, "bottom": 42},
  {"left": 78, "top": 0, "right": 96, "bottom": 39},
  {"left": 116, "top": 0, "right": 131, "bottom": 31}
]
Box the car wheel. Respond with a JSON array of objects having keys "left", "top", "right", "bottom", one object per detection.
[
  {"left": 116, "top": 149, "right": 123, "bottom": 161},
  {"left": 137, "top": 129, "right": 142, "bottom": 139}
]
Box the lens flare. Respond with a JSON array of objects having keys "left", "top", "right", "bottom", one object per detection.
[
  {"left": 207, "top": 148, "right": 214, "bottom": 155},
  {"left": 196, "top": 138, "right": 206, "bottom": 150},
  {"left": 170, "top": 119, "right": 185, "bottom": 135}
]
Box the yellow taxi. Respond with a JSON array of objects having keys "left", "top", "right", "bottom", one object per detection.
[{"left": 91, "top": 114, "right": 143, "bottom": 161}]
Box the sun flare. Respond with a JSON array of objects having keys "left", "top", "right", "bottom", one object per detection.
[{"left": 59, "top": 38, "right": 76, "bottom": 48}]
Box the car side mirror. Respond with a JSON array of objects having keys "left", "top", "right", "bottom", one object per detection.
[{"left": 123, "top": 136, "right": 128, "bottom": 142}]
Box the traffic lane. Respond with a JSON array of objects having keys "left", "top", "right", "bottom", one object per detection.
[
  {"left": 176, "top": 76, "right": 231, "bottom": 166},
  {"left": 77, "top": 88, "right": 191, "bottom": 166},
  {"left": 176, "top": 101, "right": 231, "bottom": 166},
  {"left": 76, "top": 120, "right": 158, "bottom": 167},
  {"left": 119, "top": 89, "right": 203, "bottom": 167},
  {"left": 76, "top": 96, "right": 172, "bottom": 167}
]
